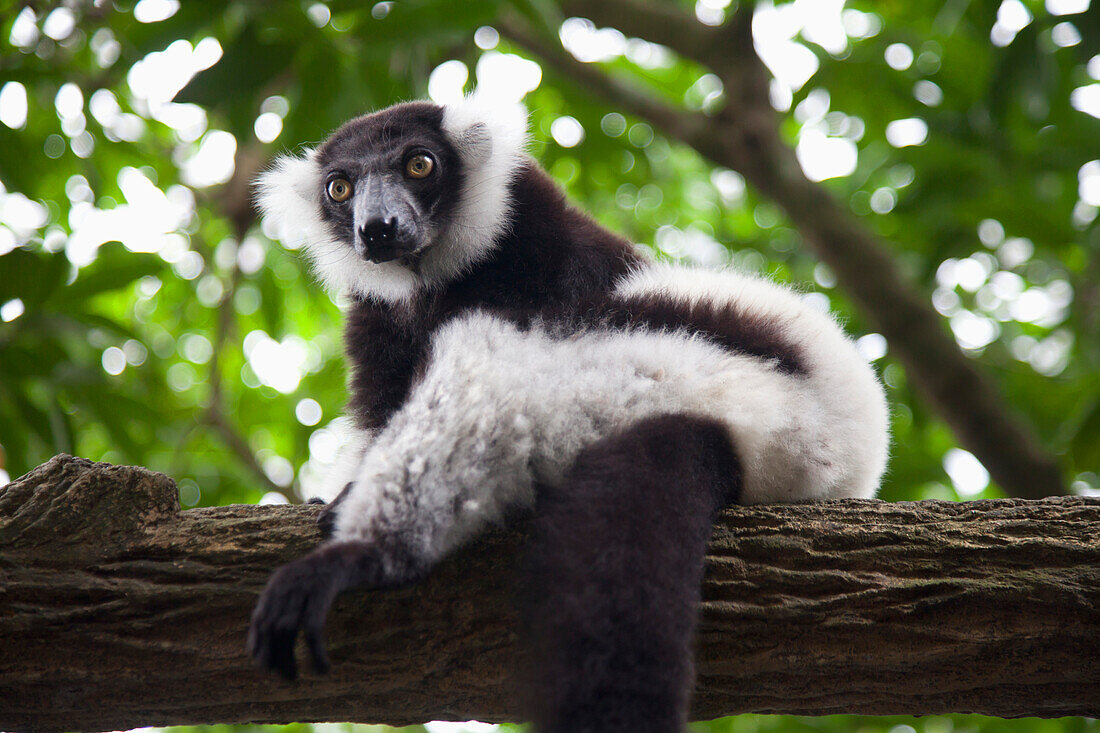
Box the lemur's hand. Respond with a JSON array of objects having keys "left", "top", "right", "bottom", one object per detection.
[{"left": 247, "top": 543, "right": 362, "bottom": 680}]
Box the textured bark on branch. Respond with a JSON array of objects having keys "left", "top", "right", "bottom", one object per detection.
[
  {"left": 497, "top": 4, "right": 1066, "bottom": 499},
  {"left": 2, "top": 456, "right": 1098, "bottom": 733}
]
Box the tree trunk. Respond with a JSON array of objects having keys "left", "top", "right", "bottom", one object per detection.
[{"left": 1, "top": 455, "right": 1098, "bottom": 733}]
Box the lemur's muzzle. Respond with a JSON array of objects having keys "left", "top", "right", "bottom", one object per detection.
[
  {"left": 358, "top": 217, "right": 406, "bottom": 263},
  {"left": 352, "top": 174, "right": 422, "bottom": 263}
]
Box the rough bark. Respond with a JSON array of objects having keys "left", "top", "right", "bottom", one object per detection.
[
  {"left": 497, "top": 4, "right": 1066, "bottom": 499},
  {"left": 1, "top": 455, "right": 1098, "bottom": 733}
]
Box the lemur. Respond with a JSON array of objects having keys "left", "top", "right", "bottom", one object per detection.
[{"left": 248, "top": 96, "right": 889, "bottom": 733}]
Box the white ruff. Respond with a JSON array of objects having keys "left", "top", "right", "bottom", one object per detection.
[{"left": 253, "top": 96, "right": 528, "bottom": 304}]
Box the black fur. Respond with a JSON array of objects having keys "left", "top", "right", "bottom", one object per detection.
[{"left": 522, "top": 413, "right": 740, "bottom": 733}]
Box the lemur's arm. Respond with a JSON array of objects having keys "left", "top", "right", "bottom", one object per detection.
[{"left": 249, "top": 314, "right": 541, "bottom": 679}]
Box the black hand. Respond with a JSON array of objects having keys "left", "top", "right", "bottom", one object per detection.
[{"left": 247, "top": 545, "right": 357, "bottom": 679}]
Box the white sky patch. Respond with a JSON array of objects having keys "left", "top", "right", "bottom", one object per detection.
[
  {"left": 914, "top": 80, "right": 943, "bottom": 106},
  {"left": 1089, "top": 55, "right": 1100, "bottom": 80},
  {"left": 0, "top": 190, "right": 49, "bottom": 241},
  {"left": 474, "top": 26, "right": 499, "bottom": 50},
  {"left": 0, "top": 82, "right": 28, "bottom": 129},
  {"left": 128, "top": 38, "right": 222, "bottom": 111},
  {"left": 474, "top": 52, "right": 542, "bottom": 103},
  {"left": 0, "top": 469, "right": 9, "bottom": 488},
  {"left": 1080, "top": 160, "right": 1100, "bottom": 205},
  {"left": 711, "top": 169, "right": 746, "bottom": 204},
  {"left": 950, "top": 310, "right": 1000, "bottom": 349},
  {"left": 753, "top": 3, "right": 820, "bottom": 93},
  {"left": 695, "top": 0, "right": 727, "bottom": 27},
  {"left": 855, "top": 333, "right": 887, "bottom": 361},
  {"left": 885, "top": 43, "right": 913, "bottom": 70},
  {"left": 560, "top": 17, "right": 626, "bottom": 63},
  {"left": 134, "top": 0, "right": 180, "bottom": 23},
  {"left": 295, "top": 398, "right": 323, "bottom": 426},
  {"left": 1010, "top": 282, "right": 1073, "bottom": 327},
  {"left": 9, "top": 7, "right": 38, "bottom": 50},
  {"left": 244, "top": 330, "right": 320, "bottom": 394},
  {"left": 102, "top": 346, "right": 127, "bottom": 376},
  {"left": 259, "top": 490, "right": 290, "bottom": 504},
  {"left": 55, "top": 83, "right": 83, "bottom": 120},
  {"left": 885, "top": 118, "right": 928, "bottom": 147},
  {"left": 262, "top": 453, "right": 295, "bottom": 488},
  {"left": 992, "top": 0, "right": 1032, "bottom": 46},
  {"left": 1071, "top": 84, "right": 1100, "bottom": 120},
  {"left": 1051, "top": 21, "right": 1081, "bottom": 47},
  {"left": 550, "top": 115, "right": 585, "bottom": 147},
  {"left": 254, "top": 112, "right": 283, "bottom": 143},
  {"left": 89, "top": 88, "right": 149, "bottom": 143},
  {"left": 1046, "top": 0, "right": 1090, "bottom": 13},
  {"left": 428, "top": 60, "right": 469, "bottom": 105},
  {"left": 796, "top": 127, "right": 857, "bottom": 181},
  {"left": 424, "top": 723, "right": 499, "bottom": 733},
  {"left": 793, "top": 0, "right": 847, "bottom": 55},
  {"left": 307, "top": 3, "right": 330, "bottom": 28},
  {"left": 178, "top": 129, "right": 236, "bottom": 188},
  {"left": 91, "top": 28, "right": 122, "bottom": 68},
  {"left": 237, "top": 236, "right": 266, "bottom": 274},
  {"left": 64, "top": 166, "right": 194, "bottom": 266},
  {"left": 42, "top": 7, "right": 76, "bottom": 41},
  {"left": 979, "top": 218, "right": 1005, "bottom": 247},
  {"left": 1028, "top": 328, "right": 1074, "bottom": 376},
  {"left": 943, "top": 448, "right": 990, "bottom": 497},
  {"left": 624, "top": 38, "right": 674, "bottom": 70},
  {"left": 841, "top": 9, "right": 882, "bottom": 40},
  {"left": 870, "top": 187, "right": 896, "bottom": 214},
  {"left": 1, "top": 298, "right": 25, "bottom": 322}
]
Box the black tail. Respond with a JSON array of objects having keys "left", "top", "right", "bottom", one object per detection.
[{"left": 521, "top": 412, "right": 741, "bottom": 733}]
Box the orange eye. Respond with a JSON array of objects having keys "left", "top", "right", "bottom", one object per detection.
[
  {"left": 405, "top": 154, "right": 434, "bottom": 179},
  {"left": 327, "top": 178, "right": 352, "bottom": 202}
]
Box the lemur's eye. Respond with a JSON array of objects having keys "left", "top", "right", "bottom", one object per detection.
[
  {"left": 405, "top": 154, "right": 434, "bottom": 179},
  {"left": 327, "top": 178, "right": 352, "bottom": 202}
]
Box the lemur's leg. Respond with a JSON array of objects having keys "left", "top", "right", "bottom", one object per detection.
[{"left": 522, "top": 413, "right": 741, "bottom": 733}]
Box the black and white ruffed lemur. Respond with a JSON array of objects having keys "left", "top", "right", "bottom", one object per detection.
[{"left": 248, "top": 96, "right": 889, "bottom": 733}]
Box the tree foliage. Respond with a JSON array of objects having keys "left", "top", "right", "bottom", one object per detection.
[{"left": 1, "top": 0, "right": 1098, "bottom": 730}]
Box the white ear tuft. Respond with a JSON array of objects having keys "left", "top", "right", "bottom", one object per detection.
[
  {"left": 440, "top": 94, "right": 528, "bottom": 163},
  {"left": 253, "top": 149, "right": 323, "bottom": 250},
  {"left": 427, "top": 94, "right": 529, "bottom": 284}
]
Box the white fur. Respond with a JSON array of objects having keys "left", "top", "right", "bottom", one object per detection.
[
  {"left": 254, "top": 95, "right": 527, "bottom": 304},
  {"left": 333, "top": 267, "right": 889, "bottom": 561},
  {"left": 426, "top": 94, "right": 529, "bottom": 283}
]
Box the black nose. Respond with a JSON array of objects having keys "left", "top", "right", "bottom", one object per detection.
[{"left": 358, "top": 217, "right": 398, "bottom": 246}]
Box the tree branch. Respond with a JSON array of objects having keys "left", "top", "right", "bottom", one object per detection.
[
  {"left": 498, "top": 9, "right": 1067, "bottom": 499},
  {"left": 2, "top": 455, "right": 1098, "bottom": 732},
  {"left": 558, "top": 0, "right": 725, "bottom": 71}
]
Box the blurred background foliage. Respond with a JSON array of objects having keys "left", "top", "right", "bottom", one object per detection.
[{"left": 1, "top": 0, "right": 1099, "bottom": 730}]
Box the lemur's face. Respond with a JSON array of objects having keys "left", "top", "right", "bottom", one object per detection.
[
  {"left": 315, "top": 102, "right": 465, "bottom": 265},
  {"left": 257, "top": 97, "right": 526, "bottom": 302}
]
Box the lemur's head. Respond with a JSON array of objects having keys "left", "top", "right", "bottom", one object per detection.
[{"left": 256, "top": 97, "right": 528, "bottom": 303}]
